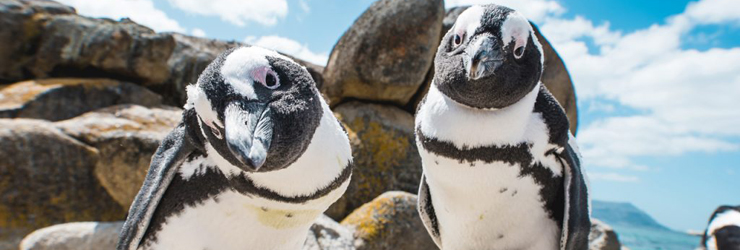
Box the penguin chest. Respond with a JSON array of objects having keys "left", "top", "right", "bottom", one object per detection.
[
  {"left": 420, "top": 149, "right": 561, "bottom": 250},
  {"left": 143, "top": 190, "right": 323, "bottom": 250}
]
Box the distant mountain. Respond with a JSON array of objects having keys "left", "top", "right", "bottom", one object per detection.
[
  {"left": 592, "top": 200, "right": 701, "bottom": 250},
  {"left": 592, "top": 200, "right": 671, "bottom": 231}
]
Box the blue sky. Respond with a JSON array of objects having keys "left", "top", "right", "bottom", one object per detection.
[{"left": 58, "top": 0, "right": 740, "bottom": 231}]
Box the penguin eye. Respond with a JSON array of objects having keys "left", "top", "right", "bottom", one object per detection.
[
  {"left": 514, "top": 46, "right": 525, "bottom": 59},
  {"left": 261, "top": 71, "right": 280, "bottom": 90},
  {"left": 453, "top": 33, "right": 464, "bottom": 47}
]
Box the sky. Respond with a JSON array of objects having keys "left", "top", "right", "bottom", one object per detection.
[{"left": 56, "top": 0, "right": 740, "bottom": 231}]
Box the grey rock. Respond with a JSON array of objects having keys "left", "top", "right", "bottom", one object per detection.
[
  {"left": 304, "top": 215, "right": 355, "bottom": 250},
  {"left": 322, "top": 0, "right": 445, "bottom": 106},
  {"left": 341, "top": 191, "right": 437, "bottom": 250},
  {"left": 326, "top": 102, "right": 422, "bottom": 220},
  {"left": 0, "top": 119, "right": 125, "bottom": 248},
  {"left": 55, "top": 105, "right": 182, "bottom": 208},
  {"left": 0, "top": 78, "right": 163, "bottom": 121},
  {"left": 589, "top": 219, "right": 622, "bottom": 250},
  {"left": 19, "top": 221, "right": 123, "bottom": 250}
]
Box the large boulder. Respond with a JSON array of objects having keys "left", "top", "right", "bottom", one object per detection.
[
  {"left": 327, "top": 102, "right": 422, "bottom": 220},
  {"left": 55, "top": 105, "right": 182, "bottom": 208},
  {"left": 589, "top": 219, "right": 622, "bottom": 250},
  {"left": 341, "top": 191, "right": 437, "bottom": 250},
  {"left": 0, "top": 119, "right": 125, "bottom": 250},
  {"left": 413, "top": 6, "right": 579, "bottom": 134},
  {"left": 322, "top": 0, "right": 445, "bottom": 106},
  {"left": 30, "top": 14, "right": 175, "bottom": 85},
  {"left": 0, "top": 78, "right": 163, "bottom": 121},
  {"left": 19, "top": 221, "right": 123, "bottom": 250},
  {"left": 303, "top": 215, "right": 355, "bottom": 250},
  {"left": 0, "top": 0, "right": 75, "bottom": 82}
]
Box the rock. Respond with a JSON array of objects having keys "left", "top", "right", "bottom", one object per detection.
[
  {"left": 31, "top": 14, "right": 175, "bottom": 84},
  {"left": 589, "top": 219, "right": 622, "bottom": 250},
  {"left": 413, "top": 6, "right": 579, "bottom": 134},
  {"left": 322, "top": 0, "right": 445, "bottom": 106},
  {"left": 327, "top": 102, "right": 422, "bottom": 220},
  {"left": 303, "top": 215, "right": 355, "bottom": 250},
  {"left": 0, "top": 119, "right": 125, "bottom": 248},
  {"left": 55, "top": 105, "right": 182, "bottom": 208},
  {"left": 0, "top": 0, "right": 75, "bottom": 82},
  {"left": 0, "top": 78, "right": 163, "bottom": 121},
  {"left": 341, "top": 191, "right": 437, "bottom": 250},
  {"left": 19, "top": 221, "right": 123, "bottom": 250}
]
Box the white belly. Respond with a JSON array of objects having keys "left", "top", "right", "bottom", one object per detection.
[
  {"left": 143, "top": 186, "right": 347, "bottom": 250},
  {"left": 421, "top": 149, "right": 560, "bottom": 250}
]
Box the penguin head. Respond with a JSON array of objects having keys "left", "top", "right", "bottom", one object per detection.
[
  {"left": 433, "top": 4, "right": 544, "bottom": 109},
  {"left": 185, "top": 46, "right": 322, "bottom": 173}
]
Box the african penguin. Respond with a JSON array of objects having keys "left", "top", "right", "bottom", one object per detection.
[
  {"left": 703, "top": 205, "right": 740, "bottom": 250},
  {"left": 117, "top": 46, "right": 353, "bottom": 250},
  {"left": 414, "top": 5, "right": 591, "bottom": 250}
]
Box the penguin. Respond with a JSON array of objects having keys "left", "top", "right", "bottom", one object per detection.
[
  {"left": 703, "top": 205, "right": 740, "bottom": 250},
  {"left": 414, "top": 4, "right": 590, "bottom": 250},
  {"left": 117, "top": 46, "right": 353, "bottom": 250}
]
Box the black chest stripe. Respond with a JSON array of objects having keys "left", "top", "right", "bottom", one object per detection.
[
  {"left": 417, "top": 128, "right": 564, "bottom": 226},
  {"left": 142, "top": 154, "right": 353, "bottom": 245}
]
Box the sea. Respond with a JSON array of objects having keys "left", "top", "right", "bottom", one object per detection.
[{"left": 610, "top": 224, "right": 702, "bottom": 250}]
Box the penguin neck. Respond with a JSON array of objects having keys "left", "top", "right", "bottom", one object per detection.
[{"left": 417, "top": 82, "right": 540, "bottom": 148}]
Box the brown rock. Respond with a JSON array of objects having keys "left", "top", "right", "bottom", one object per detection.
[
  {"left": 327, "top": 102, "right": 422, "bottom": 220},
  {"left": 55, "top": 105, "right": 182, "bottom": 208},
  {"left": 322, "top": 0, "right": 445, "bottom": 106},
  {"left": 0, "top": 119, "right": 125, "bottom": 249},
  {"left": 19, "top": 221, "right": 123, "bottom": 250},
  {"left": 589, "top": 219, "right": 622, "bottom": 250},
  {"left": 31, "top": 15, "right": 175, "bottom": 84},
  {"left": 0, "top": 0, "right": 75, "bottom": 82},
  {"left": 0, "top": 78, "right": 163, "bottom": 121},
  {"left": 413, "top": 7, "right": 579, "bottom": 134},
  {"left": 341, "top": 191, "right": 437, "bottom": 250}
]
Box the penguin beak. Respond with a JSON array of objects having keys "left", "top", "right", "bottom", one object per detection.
[
  {"left": 465, "top": 36, "right": 503, "bottom": 80},
  {"left": 224, "top": 102, "right": 273, "bottom": 171}
]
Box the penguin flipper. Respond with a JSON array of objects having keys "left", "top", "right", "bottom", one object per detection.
[
  {"left": 418, "top": 173, "right": 442, "bottom": 248},
  {"left": 556, "top": 135, "right": 591, "bottom": 250},
  {"left": 117, "top": 112, "right": 202, "bottom": 250}
]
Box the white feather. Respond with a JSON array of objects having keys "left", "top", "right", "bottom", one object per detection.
[
  {"left": 141, "top": 186, "right": 348, "bottom": 250},
  {"left": 501, "top": 10, "right": 544, "bottom": 65},
  {"left": 417, "top": 84, "right": 561, "bottom": 175}
]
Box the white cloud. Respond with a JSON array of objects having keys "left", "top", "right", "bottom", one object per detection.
[
  {"left": 589, "top": 173, "right": 639, "bottom": 182},
  {"left": 245, "top": 35, "right": 328, "bottom": 65},
  {"left": 191, "top": 28, "right": 207, "bottom": 37},
  {"left": 57, "top": 0, "right": 185, "bottom": 32},
  {"left": 445, "top": 0, "right": 564, "bottom": 22},
  {"left": 167, "top": 0, "right": 288, "bottom": 26},
  {"left": 536, "top": 0, "right": 740, "bottom": 170},
  {"left": 683, "top": 0, "right": 740, "bottom": 25},
  {"left": 299, "top": 0, "right": 310, "bottom": 13}
]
